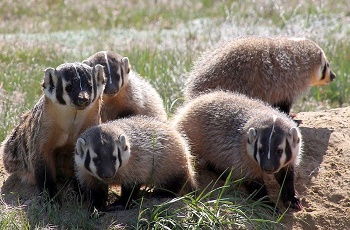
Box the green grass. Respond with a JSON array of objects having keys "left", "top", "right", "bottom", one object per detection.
[{"left": 1, "top": 0, "right": 350, "bottom": 229}]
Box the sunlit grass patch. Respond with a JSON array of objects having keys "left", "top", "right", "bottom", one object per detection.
[{"left": 135, "top": 174, "right": 283, "bottom": 229}]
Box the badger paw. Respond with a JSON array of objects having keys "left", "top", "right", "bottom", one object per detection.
[{"left": 289, "top": 196, "right": 303, "bottom": 211}]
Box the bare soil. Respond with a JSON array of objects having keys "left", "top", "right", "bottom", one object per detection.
[{"left": 0, "top": 107, "right": 349, "bottom": 229}]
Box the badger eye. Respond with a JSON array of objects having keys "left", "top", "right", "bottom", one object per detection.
[
  {"left": 276, "top": 149, "right": 283, "bottom": 155},
  {"left": 112, "top": 156, "right": 117, "bottom": 163},
  {"left": 88, "top": 81, "right": 93, "bottom": 88},
  {"left": 93, "top": 158, "right": 100, "bottom": 165},
  {"left": 66, "top": 85, "right": 73, "bottom": 92}
]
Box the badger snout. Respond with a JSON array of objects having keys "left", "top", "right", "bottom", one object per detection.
[
  {"left": 261, "top": 163, "right": 278, "bottom": 174},
  {"left": 104, "top": 84, "right": 119, "bottom": 96},
  {"left": 100, "top": 169, "right": 115, "bottom": 180},
  {"left": 77, "top": 91, "right": 90, "bottom": 107}
]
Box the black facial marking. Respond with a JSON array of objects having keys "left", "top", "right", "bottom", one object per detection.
[
  {"left": 253, "top": 138, "right": 258, "bottom": 162},
  {"left": 284, "top": 139, "right": 293, "bottom": 164},
  {"left": 117, "top": 148, "right": 122, "bottom": 169},
  {"left": 120, "top": 65, "right": 124, "bottom": 88},
  {"left": 85, "top": 149, "right": 92, "bottom": 173},
  {"left": 56, "top": 77, "right": 66, "bottom": 105},
  {"left": 92, "top": 68, "right": 97, "bottom": 102},
  {"left": 48, "top": 74, "right": 55, "bottom": 93},
  {"left": 321, "top": 63, "right": 327, "bottom": 80}
]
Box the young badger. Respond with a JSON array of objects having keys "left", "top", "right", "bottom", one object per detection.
[
  {"left": 74, "top": 116, "right": 197, "bottom": 211},
  {"left": 184, "top": 37, "right": 336, "bottom": 114},
  {"left": 1, "top": 62, "right": 106, "bottom": 199},
  {"left": 172, "top": 91, "right": 303, "bottom": 210},
  {"left": 83, "top": 51, "right": 167, "bottom": 122}
]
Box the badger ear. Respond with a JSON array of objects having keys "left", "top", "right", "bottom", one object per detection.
[
  {"left": 83, "top": 59, "right": 93, "bottom": 67},
  {"left": 94, "top": 64, "right": 106, "bottom": 85},
  {"left": 247, "top": 128, "right": 257, "bottom": 145},
  {"left": 287, "top": 127, "right": 300, "bottom": 148},
  {"left": 76, "top": 137, "right": 86, "bottom": 157},
  {"left": 42, "top": 67, "right": 57, "bottom": 99},
  {"left": 121, "top": 57, "right": 130, "bottom": 74},
  {"left": 118, "top": 134, "right": 129, "bottom": 151}
]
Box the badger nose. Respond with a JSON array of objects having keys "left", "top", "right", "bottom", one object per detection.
[
  {"left": 77, "top": 92, "right": 89, "bottom": 106},
  {"left": 261, "top": 165, "right": 275, "bottom": 173},
  {"left": 330, "top": 70, "right": 336, "bottom": 81},
  {"left": 101, "top": 171, "right": 114, "bottom": 180},
  {"left": 104, "top": 84, "right": 119, "bottom": 96}
]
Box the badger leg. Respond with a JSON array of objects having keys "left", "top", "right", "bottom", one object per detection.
[
  {"left": 274, "top": 166, "right": 302, "bottom": 210},
  {"left": 273, "top": 101, "right": 292, "bottom": 115},
  {"left": 155, "top": 173, "right": 191, "bottom": 197},
  {"left": 88, "top": 183, "right": 109, "bottom": 213},
  {"left": 34, "top": 159, "right": 57, "bottom": 200},
  {"left": 110, "top": 183, "right": 141, "bottom": 210},
  {"left": 244, "top": 180, "right": 276, "bottom": 207}
]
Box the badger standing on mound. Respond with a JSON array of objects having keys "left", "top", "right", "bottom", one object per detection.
[
  {"left": 184, "top": 37, "right": 336, "bottom": 114},
  {"left": 172, "top": 91, "right": 303, "bottom": 210},
  {"left": 83, "top": 51, "right": 167, "bottom": 122},
  {"left": 1, "top": 62, "right": 106, "bottom": 199},
  {"left": 74, "top": 116, "right": 197, "bottom": 212}
]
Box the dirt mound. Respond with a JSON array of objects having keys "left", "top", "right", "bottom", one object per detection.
[
  {"left": 0, "top": 107, "right": 349, "bottom": 228},
  {"left": 282, "top": 107, "right": 350, "bottom": 229}
]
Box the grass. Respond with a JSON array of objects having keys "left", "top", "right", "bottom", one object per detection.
[{"left": 1, "top": 0, "right": 350, "bottom": 229}]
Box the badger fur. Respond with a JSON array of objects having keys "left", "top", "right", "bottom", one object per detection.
[
  {"left": 184, "top": 36, "right": 336, "bottom": 114},
  {"left": 1, "top": 62, "right": 106, "bottom": 199},
  {"left": 172, "top": 91, "right": 303, "bottom": 210},
  {"left": 83, "top": 51, "right": 167, "bottom": 122},
  {"left": 74, "top": 116, "right": 197, "bottom": 211}
]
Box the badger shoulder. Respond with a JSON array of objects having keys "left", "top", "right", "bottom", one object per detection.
[{"left": 113, "top": 71, "right": 167, "bottom": 121}]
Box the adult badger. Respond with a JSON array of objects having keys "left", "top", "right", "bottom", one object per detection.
[
  {"left": 184, "top": 36, "right": 336, "bottom": 114},
  {"left": 1, "top": 62, "right": 106, "bottom": 199},
  {"left": 172, "top": 91, "right": 303, "bottom": 210}
]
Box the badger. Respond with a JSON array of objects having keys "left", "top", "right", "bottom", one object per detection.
[
  {"left": 83, "top": 51, "right": 167, "bottom": 122},
  {"left": 184, "top": 36, "right": 336, "bottom": 114},
  {"left": 172, "top": 91, "right": 303, "bottom": 210},
  {"left": 1, "top": 62, "right": 106, "bottom": 199},
  {"left": 74, "top": 116, "right": 197, "bottom": 211}
]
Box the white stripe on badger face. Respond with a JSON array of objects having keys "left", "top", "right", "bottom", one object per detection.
[
  {"left": 267, "top": 115, "right": 278, "bottom": 159},
  {"left": 73, "top": 63, "right": 83, "bottom": 91},
  {"left": 104, "top": 51, "right": 112, "bottom": 84}
]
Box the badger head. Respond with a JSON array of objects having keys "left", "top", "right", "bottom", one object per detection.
[
  {"left": 83, "top": 51, "right": 130, "bottom": 96},
  {"left": 75, "top": 128, "right": 131, "bottom": 181},
  {"left": 246, "top": 115, "right": 302, "bottom": 174},
  {"left": 311, "top": 49, "right": 336, "bottom": 86},
  {"left": 42, "top": 62, "right": 106, "bottom": 110}
]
